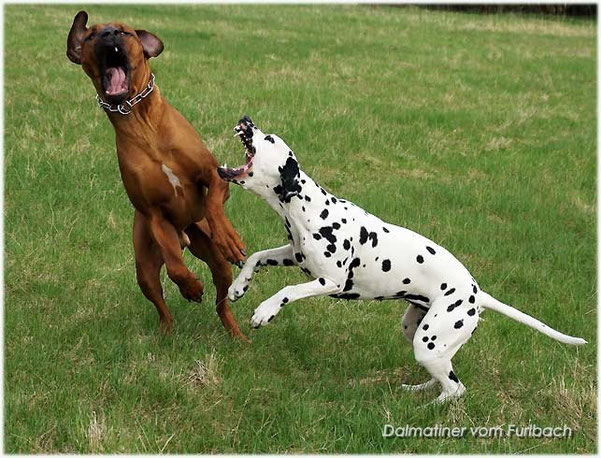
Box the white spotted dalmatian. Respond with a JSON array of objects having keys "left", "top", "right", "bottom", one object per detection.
[{"left": 217, "top": 116, "right": 587, "bottom": 402}]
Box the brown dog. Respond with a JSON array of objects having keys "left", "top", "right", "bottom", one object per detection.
[{"left": 66, "top": 11, "right": 247, "bottom": 339}]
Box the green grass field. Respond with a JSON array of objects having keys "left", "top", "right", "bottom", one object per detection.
[{"left": 4, "top": 4, "right": 596, "bottom": 453}]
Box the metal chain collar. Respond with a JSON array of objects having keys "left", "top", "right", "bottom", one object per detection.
[{"left": 96, "top": 73, "right": 156, "bottom": 115}]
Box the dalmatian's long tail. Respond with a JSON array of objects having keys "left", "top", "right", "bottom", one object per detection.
[{"left": 480, "top": 292, "right": 587, "bottom": 345}]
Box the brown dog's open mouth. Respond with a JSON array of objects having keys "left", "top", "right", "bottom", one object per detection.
[
  {"left": 218, "top": 116, "right": 256, "bottom": 181},
  {"left": 99, "top": 44, "right": 130, "bottom": 101}
]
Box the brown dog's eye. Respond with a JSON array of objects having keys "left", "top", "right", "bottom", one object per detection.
[
  {"left": 85, "top": 33, "right": 95, "bottom": 41},
  {"left": 120, "top": 31, "right": 132, "bottom": 36}
]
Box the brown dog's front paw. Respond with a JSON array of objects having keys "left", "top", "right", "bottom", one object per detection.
[
  {"left": 215, "top": 231, "right": 246, "bottom": 264},
  {"left": 178, "top": 277, "right": 204, "bottom": 303}
]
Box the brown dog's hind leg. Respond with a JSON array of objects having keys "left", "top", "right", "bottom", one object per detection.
[
  {"left": 186, "top": 219, "right": 248, "bottom": 342},
  {"left": 133, "top": 211, "right": 173, "bottom": 333},
  {"left": 147, "top": 211, "right": 204, "bottom": 303}
]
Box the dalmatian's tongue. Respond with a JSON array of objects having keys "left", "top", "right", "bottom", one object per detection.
[{"left": 105, "top": 67, "right": 127, "bottom": 95}]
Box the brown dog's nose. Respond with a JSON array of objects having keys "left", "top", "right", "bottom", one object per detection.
[{"left": 99, "top": 26, "right": 119, "bottom": 41}]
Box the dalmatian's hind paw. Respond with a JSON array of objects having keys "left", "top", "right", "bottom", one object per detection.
[{"left": 435, "top": 383, "right": 466, "bottom": 402}]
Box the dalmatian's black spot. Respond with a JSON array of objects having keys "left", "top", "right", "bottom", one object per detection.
[
  {"left": 382, "top": 259, "right": 391, "bottom": 272},
  {"left": 473, "top": 285, "right": 478, "bottom": 294},
  {"left": 243, "top": 285, "right": 249, "bottom": 292},
  {"left": 325, "top": 200, "right": 330, "bottom": 206},
  {"left": 264, "top": 135, "right": 275, "bottom": 143},
  {"left": 454, "top": 320, "right": 464, "bottom": 329},
  {"left": 403, "top": 278, "right": 411, "bottom": 284},
  {"left": 283, "top": 259, "right": 294, "bottom": 266},
  {"left": 343, "top": 279, "right": 353, "bottom": 291},
  {"left": 383, "top": 227, "right": 389, "bottom": 233},
  {"left": 331, "top": 197, "right": 337, "bottom": 203},
  {"left": 268, "top": 315, "right": 275, "bottom": 322},
  {"left": 423, "top": 324, "right": 429, "bottom": 330},
  {"left": 321, "top": 188, "right": 327, "bottom": 196},
  {"left": 313, "top": 233, "right": 321, "bottom": 240},
  {"left": 302, "top": 206, "right": 305, "bottom": 212},
  {"left": 343, "top": 239, "right": 351, "bottom": 250},
  {"left": 266, "top": 259, "right": 278, "bottom": 266},
  {"left": 444, "top": 288, "right": 456, "bottom": 296},
  {"left": 324, "top": 252, "right": 332, "bottom": 258},
  {"left": 469, "top": 295, "right": 475, "bottom": 303},
  {"left": 426, "top": 246, "right": 436, "bottom": 255},
  {"left": 248, "top": 172, "right": 254, "bottom": 177},
  {"left": 342, "top": 218, "right": 347, "bottom": 223},
  {"left": 370, "top": 233, "right": 378, "bottom": 247},
  {"left": 304, "top": 195, "right": 311, "bottom": 202},
  {"left": 318, "top": 277, "right": 326, "bottom": 286},
  {"left": 320, "top": 209, "right": 329, "bottom": 220},
  {"left": 440, "top": 283, "right": 447, "bottom": 290},
  {"left": 447, "top": 299, "right": 463, "bottom": 312},
  {"left": 448, "top": 370, "right": 459, "bottom": 383},
  {"left": 431, "top": 335, "right": 437, "bottom": 341},
  {"left": 359, "top": 227, "right": 369, "bottom": 244},
  {"left": 282, "top": 297, "right": 289, "bottom": 303},
  {"left": 422, "top": 336, "right": 429, "bottom": 342},
  {"left": 427, "top": 342, "right": 435, "bottom": 350},
  {"left": 239, "top": 181, "right": 245, "bottom": 185},
  {"left": 416, "top": 255, "right": 424, "bottom": 264},
  {"left": 327, "top": 244, "right": 336, "bottom": 253},
  {"left": 333, "top": 222, "right": 341, "bottom": 230},
  {"left": 349, "top": 258, "right": 361, "bottom": 269},
  {"left": 359, "top": 226, "right": 379, "bottom": 247},
  {"left": 319, "top": 226, "right": 337, "bottom": 244},
  {"left": 295, "top": 253, "right": 303, "bottom": 263},
  {"left": 467, "top": 308, "right": 476, "bottom": 316},
  {"left": 336, "top": 261, "right": 342, "bottom": 268}
]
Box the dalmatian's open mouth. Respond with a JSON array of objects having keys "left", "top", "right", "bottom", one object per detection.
[{"left": 217, "top": 116, "right": 256, "bottom": 181}]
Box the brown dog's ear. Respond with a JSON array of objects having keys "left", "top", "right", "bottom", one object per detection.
[
  {"left": 67, "top": 10, "right": 89, "bottom": 64},
  {"left": 135, "top": 30, "right": 164, "bottom": 58}
]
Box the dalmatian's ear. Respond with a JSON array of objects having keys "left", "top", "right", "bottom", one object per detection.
[{"left": 276, "top": 157, "right": 302, "bottom": 203}]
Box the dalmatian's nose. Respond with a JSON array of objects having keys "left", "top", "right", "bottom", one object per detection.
[{"left": 238, "top": 115, "right": 254, "bottom": 130}]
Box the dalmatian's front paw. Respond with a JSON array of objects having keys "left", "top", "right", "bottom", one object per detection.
[
  {"left": 250, "top": 301, "right": 281, "bottom": 328},
  {"left": 228, "top": 276, "right": 251, "bottom": 302}
]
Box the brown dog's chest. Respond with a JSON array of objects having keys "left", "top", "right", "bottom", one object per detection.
[{"left": 117, "top": 145, "right": 207, "bottom": 228}]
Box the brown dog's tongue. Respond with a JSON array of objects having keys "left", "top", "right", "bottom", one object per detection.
[{"left": 105, "top": 67, "right": 126, "bottom": 95}]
